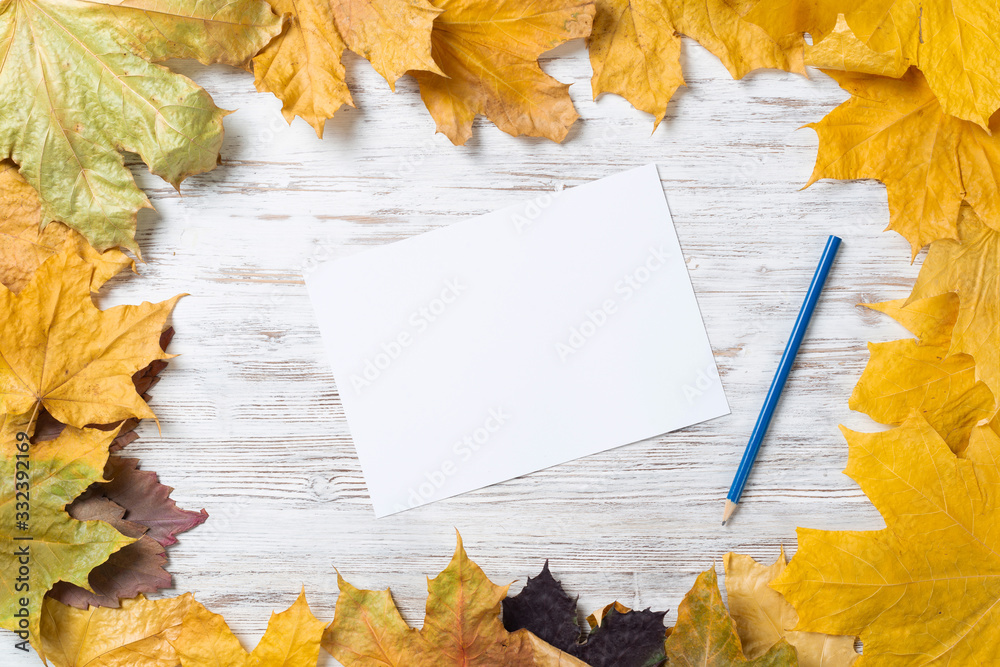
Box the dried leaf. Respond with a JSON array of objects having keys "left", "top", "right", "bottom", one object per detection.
[
  {"left": 587, "top": 0, "right": 681, "bottom": 127},
  {"left": 724, "top": 550, "right": 858, "bottom": 667},
  {"left": 252, "top": 0, "right": 354, "bottom": 138},
  {"left": 588, "top": 0, "right": 804, "bottom": 127},
  {"left": 804, "top": 69, "right": 1000, "bottom": 254},
  {"left": 0, "top": 162, "right": 133, "bottom": 293},
  {"left": 852, "top": 294, "right": 995, "bottom": 453},
  {"left": 322, "top": 534, "right": 589, "bottom": 666},
  {"left": 773, "top": 415, "right": 1000, "bottom": 664},
  {"left": 33, "top": 328, "right": 175, "bottom": 453},
  {"left": 331, "top": 0, "right": 443, "bottom": 87},
  {"left": 502, "top": 561, "right": 668, "bottom": 667},
  {"left": 412, "top": 0, "right": 595, "bottom": 145},
  {"left": 664, "top": 567, "right": 797, "bottom": 666},
  {"left": 99, "top": 456, "right": 208, "bottom": 547},
  {"left": 503, "top": 562, "right": 581, "bottom": 651},
  {"left": 45, "top": 451, "right": 207, "bottom": 610},
  {"left": 0, "top": 0, "right": 282, "bottom": 253},
  {"left": 910, "top": 207, "right": 1000, "bottom": 399},
  {"left": 247, "top": 590, "right": 327, "bottom": 667},
  {"left": 863, "top": 293, "right": 960, "bottom": 348},
  {"left": 0, "top": 250, "right": 181, "bottom": 428},
  {"left": 48, "top": 491, "right": 169, "bottom": 610},
  {"left": 804, "top": 15, "right": 908, "bottom": 77},
  {"left": 1, "top": 422, "right": 134, "bottom": 654},
  {"left": 254, "top": 0, "right": 443, "bottom": 136},
  {"left": 323, "top": 576, "right": 414, "bottom": 665},
  {"left": 40, "top": 593, "right": 196, "bottom": 667},
  {"left": 173, "top": 589, "right": 325, "bottom": 667},
  {"left": 733, "top": 0, "right": 1000, "bottom": 128},
  {"left": 585, "top": 601, "right": 631, "bottom": 629}
]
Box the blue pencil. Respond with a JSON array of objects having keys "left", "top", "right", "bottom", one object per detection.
[{"left": 722, "top": 235, "right": 842, "bottom": 525}]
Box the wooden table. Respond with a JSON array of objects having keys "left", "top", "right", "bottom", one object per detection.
[{"left": 6, "top": 38, "right": 917, "bottom": 664}]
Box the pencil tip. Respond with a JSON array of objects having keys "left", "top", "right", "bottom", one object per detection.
[{"left": 722, "top": 499, "right": 737, "bottom": 525}]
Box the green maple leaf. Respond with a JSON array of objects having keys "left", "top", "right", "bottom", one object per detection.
[
  {"left": 665, "top": 567, "right": 797, "bottom": 666},
  {"left": 1, "top": 415, "right": 133, "bottom": 657},
  {"left": 0, "top": 0, "right": 281, "bottom": 254}
]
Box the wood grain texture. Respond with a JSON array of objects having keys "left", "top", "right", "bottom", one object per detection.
[{"left": 4, "top": 39, "right": 918, "bottom": 663}]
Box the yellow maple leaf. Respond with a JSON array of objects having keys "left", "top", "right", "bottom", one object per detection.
[
  {"left": 851, "top": 294, "right": 995, "bottom": 453},
  {"left": 804, "top": 15, "right": 907, "bottom": 77},
  {"left": 733, "top": 0, "right": 1000, "bottom": 128},
  {"left": 322, "top": 533, "right": 588, "bottom": 665},
  {"left": 253, "top": 0, "right": 443, "bottom": 137},
  {"left": 332, "top": 0, "right": 443, "bottom": 86},
  {"left": 773, "top": 415, "right": 1000, "bottom": 663},
  {"left": 588, "top": 0, "right": 804, "bottom": 127},
  {"left": 412, "top": 0, "right": 595, "bottom": 146},
  {"left": 0, "top": 250, "right": 181, "bottom": 428},
  {"left": 909, "top": 207, "right": 1000, "bottom": 401},
  {"left": 40, "top": 590, "right": 325, "bottom": 667},
  {"left": 728, "top": 0, "right": 838, "bottom": 44},
  {"left": 40, "top": 593, "right": 196, "bottom": 667},
  {"left": 174, "top": 589, "right": 325, "bottom": 666},
  {"left": 804, "top": 69, "right": 1000, "bottom": 255},
  {"left": 724, "top": 549, "right": 858, "bottom": 667},
  {"left": 0, "top": 161, "right": 133, "bottom": 294},
  {"left": 862, "top": 293, "right": 960, "bottom": 348}
]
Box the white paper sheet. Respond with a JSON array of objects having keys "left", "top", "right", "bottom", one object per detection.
[{"left": 306, "top": 164, "right": 729, "bottom": 516}]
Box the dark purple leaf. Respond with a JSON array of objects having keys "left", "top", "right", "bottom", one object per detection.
[{"left": 503, "top": 562, "right": 667, "bottom": 667}]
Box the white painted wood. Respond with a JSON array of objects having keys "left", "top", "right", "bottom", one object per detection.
[{"left": 6, "top": 38, "right": 921, "bottom": 664}]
